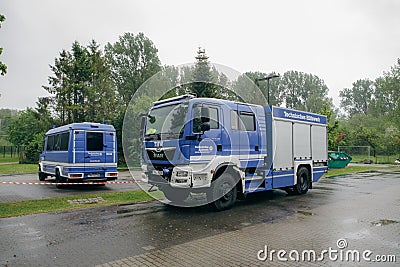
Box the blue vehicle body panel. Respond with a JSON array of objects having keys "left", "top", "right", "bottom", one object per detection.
[
  {"left": 142, "top": 96, "right": 328, "bottom": 194},
  {"left": 40, "top": 123, "right": 118, "bottom": 180}
]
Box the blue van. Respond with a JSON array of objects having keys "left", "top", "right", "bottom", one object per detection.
[{"left": 38, "top": 122, "right": 118, "bottom": 183}]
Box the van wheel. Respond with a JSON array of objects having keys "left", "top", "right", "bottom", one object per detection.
[
  {"left": 212, "top": 173, "right": 237, "bottom": 211},
  {"left": 293, "top": 167, "right": 310, "bottom": 195},
  {"left": 55, "top": 169, "right": 65, "bottom": 188},
  {"left": 38, "top": 166, "right": 47, "bottom": 181},
  {"left": 38, "top": 172, "right": 47, "bottom": 181}
]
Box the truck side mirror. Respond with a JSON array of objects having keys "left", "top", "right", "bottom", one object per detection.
[{"left": 139, "top": 114, "right": 146, "bottom": 140}]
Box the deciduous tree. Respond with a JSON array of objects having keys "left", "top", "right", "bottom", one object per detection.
[
  {"left": 280, "top": 71, "right": 332, "bottom": 113},
  {"left": 339, "top": 79, "right": 374, "bottom": 117},
  {"left": 105, "top": 32, "right": 161, "bottom": 106}
]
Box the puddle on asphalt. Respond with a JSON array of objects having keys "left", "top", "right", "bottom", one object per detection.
[
  {"left": 342, "top": 218, "right": 358, "bottom": 224},
  {"left": 117, "top": 201, "right": 165, "bottom": 216},
  {"left": 313, "top": 186, "right": 334, "bottom": 191},
  {"left": 297, "top": 210, "right": 314, "bottom": 216},
  {"left": 371, "top": 219, "right": 399, "bottom": 227},
  {"left": 345, "top": 228, "right": 370, "bottom": 240}
]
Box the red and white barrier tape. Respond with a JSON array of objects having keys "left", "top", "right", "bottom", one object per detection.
[{"left": 0, "top": 180, "right": 141, "bottom": 185}]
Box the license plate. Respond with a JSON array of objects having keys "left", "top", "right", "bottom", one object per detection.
[
  {"left": 88, "top": 173, "right": 100, "bottom": 178},
  {"left": 152, "top": 170, "right": 163, "bottom": 176}
]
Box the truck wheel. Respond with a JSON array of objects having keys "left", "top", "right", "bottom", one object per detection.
[
  {"left": 163, "top": 188, "right": 190, "bottom": 203},
  {"left": 212, "top": 173, "right": 237, "bottom": 211},
  {"left": 293, "top": 167, "right": 310, "bottom": 195}
]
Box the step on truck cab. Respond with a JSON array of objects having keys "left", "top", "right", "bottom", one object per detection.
[
  {"left": 141, "top": 95, "right": 328, "bottom": 210},
  {"left": 39, "top": 122, "right": 118, "bottom": 186}
]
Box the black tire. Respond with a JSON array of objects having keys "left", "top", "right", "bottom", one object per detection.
[
  {"left": 163, "top": 187, "right": 190, "bottom": 203},
  {"left": 212, "top": 173, "right": 237, "bottom": 211},
  {"left": 55, "top": 169, "right": 66, "bottom": 188},
  {"left": 38, "top": 166, "right": 47, "bottom": 181},
  {"left": 293, "top": 167, "right": 310, "bottom": 195},
  {"left": 38, "top": 172, "right": 47, "bottom": 181}
]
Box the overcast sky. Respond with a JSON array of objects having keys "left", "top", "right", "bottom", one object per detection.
[{"left": 1, "top": 0, "right": 399, "bottom": 110}]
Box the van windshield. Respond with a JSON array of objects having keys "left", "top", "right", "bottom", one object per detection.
[{"left": 145, "top": 103, "right": 188, "bottom": 140}]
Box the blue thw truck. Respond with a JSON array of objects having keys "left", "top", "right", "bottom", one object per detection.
[
  {"left": 38, "top": 123, "right": 118, "bottom": 186},
  {"left": 142, "top": 95, "right": 328, "bottom": 210}
]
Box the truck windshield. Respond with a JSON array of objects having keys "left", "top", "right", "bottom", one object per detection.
[{"left": 145, "top": 103, "right": 188, "bottom": 140}]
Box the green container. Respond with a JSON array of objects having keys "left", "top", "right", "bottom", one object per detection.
[{"left": 328, "top": 151, "right": 352, "bottom": 169}]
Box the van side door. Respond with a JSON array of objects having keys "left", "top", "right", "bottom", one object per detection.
[{"left": 104, "top": 131, "right": 116, "bottom": 164}]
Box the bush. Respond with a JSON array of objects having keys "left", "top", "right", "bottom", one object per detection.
[
  {"left": 19, "top": 132, "right": 44, "bottom": 164},
  {"left": 19, "top": 143, "right": 40, "bottom": 164}
]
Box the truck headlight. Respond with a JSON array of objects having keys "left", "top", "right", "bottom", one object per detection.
[{"left": 176, "top": 171, "right": 189, "bottom": 177}]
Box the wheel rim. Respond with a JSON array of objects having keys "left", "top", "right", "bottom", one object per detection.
[
  {"left": 220, "top": 182, "right": 233, "bottom": 202},
  {"left": 300, "top": 173, "right": 308, "bottom": 191}
]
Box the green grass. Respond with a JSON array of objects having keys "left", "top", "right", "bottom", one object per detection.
[
  {"left": 349, "top": 154, "right": 399, "bottom": 164},
  {"left": 349, "top": 155, "right": 372, "bottom": 163},
  {"left": 0, "top": 163, "right": 37, "bottom": 174},
  {"left": 374, "top": 155, "right": 400, "bottom": 164},
  {"left": 0, "top": 155, "right": 19, "bottom": 163},
  {"left": 324, "top": 165, "right": 397, "bottom": 177},
  {"left": 0, "top": 190, "right": 163, "bottom": 218}
]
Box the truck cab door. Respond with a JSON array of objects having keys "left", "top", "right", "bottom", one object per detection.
[
  {"left": 236, "top": 104, "right": 261, "bottom": 169},
  {"left": 190, "top": 104, "right": 222, "bottom": 161}
]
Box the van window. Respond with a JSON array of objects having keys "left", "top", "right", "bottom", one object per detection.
[
  {"left": 59, "top": 132, "right": 69, "bottom": 151},
  {"left": 46, "top": 135, "right": 55, "bottom": 151},
  {"left": 54, "top": 134, "right": 61, "bottom": 151},
  {"left": 87, "top": 132, "right": 103, "bottom": 151}
]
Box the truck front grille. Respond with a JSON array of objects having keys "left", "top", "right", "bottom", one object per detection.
[{"left": 146, "top": 148, "right": 176, "bottom": 161}]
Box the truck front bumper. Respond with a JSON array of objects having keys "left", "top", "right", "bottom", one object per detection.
[{"left": 146, "top": 165, "right": 211, "bottom": 189}]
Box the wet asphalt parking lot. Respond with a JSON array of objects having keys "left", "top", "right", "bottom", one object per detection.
[
  {"left": 0, "top": 170, "right": 143, "bottom": 202},
  {"left": 0, "top": 169, "right": 399, "bottom": 266}
]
